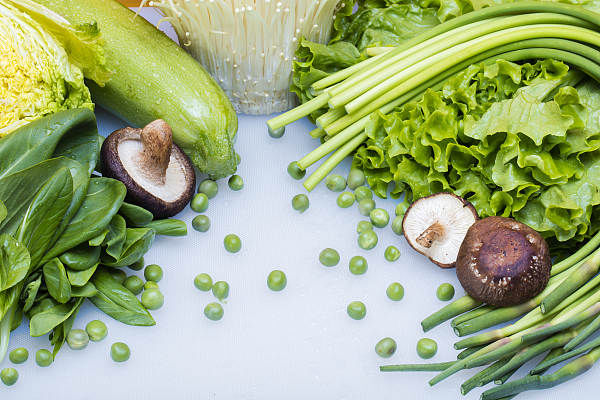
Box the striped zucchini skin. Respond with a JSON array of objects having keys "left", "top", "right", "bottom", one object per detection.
[{"left": 38, "top": 0, "right": 238, "bottom": 179}]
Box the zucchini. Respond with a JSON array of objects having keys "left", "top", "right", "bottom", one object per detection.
[{"left": 36, "top": 0, "right": 237, "bottom": 179}]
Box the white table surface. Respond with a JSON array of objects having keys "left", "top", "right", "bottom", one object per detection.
[{"left": 3, "top": 8, "right": 593, "bottom": 400}]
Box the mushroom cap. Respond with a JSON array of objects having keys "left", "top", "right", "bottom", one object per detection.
[
  {"left": 456, "top": 216, "right": 551, "bottom": 307},
  {"left": 101, "top": 121, "right": 196, "bottom": 219},
  {"left": 402, "top": 193, "right": 478, "bottom": 268}
]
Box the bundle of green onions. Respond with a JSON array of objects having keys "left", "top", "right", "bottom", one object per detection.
[
  {"left": 266, "top": 1, "right": 600, "bottom": 192},
  {"left": 381, "top": 231, "right": 600, "bottom": 398}
]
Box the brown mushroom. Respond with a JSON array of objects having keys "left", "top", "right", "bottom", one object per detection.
[
  {"left": 402, "top": 193, "right": 479, "bottom": 268},
  {"left": 456, "top": 216, "right": 551, "bottom": 307},
  {"left": 101, "top": 119, "right": 196, "bottom": 219}
]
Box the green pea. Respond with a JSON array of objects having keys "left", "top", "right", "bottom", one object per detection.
[
  {"left": 228, "top": 175, "right": 244, "bottom": 191},
  {"left": 190, "top": 193, "right": 209, "bottom": 213},
  {"left": 9, "top": 348, "right": 28, "bottom": 364},
  {"left": 268, "top": 126, "right": 285, "bottom": 138},
  {"left": 347, "top": 168, "right": 365, "bottom": 190},
  {"left": 204, "top": 302, "right": 224, "bottom": 321},
  {"left": 354, "top": 186, "right": 372, "bottom": 202},
  {"left": 337, "top": 191, "right": 355, "bottom": 208},
  {"left": 319, "top": 248, "right": 340, "bottom": 267},
  {"left": 357, "top": 220, "right": 373, "bottom": 234},
  {"left": 66, "top": 329, "right": 89, "bottom": 350},
  {"left": 141, "top": 289, "right": 164, "bottom": 310},
  {"left": 436, "top": 283, "right": 455, "bottom": 301},
  {"left": 86, "top": 320, "right": 108, "bottom": 342},
  {"left": 358, "top": 199, "right": 375, "bottom": 216},
  {"left": 198, "top": 179, "right": 218, "bottom": 199},
  {"left": 346, "top": 301, "right": 366, "bottom": 320},
  {"left": 35, "top": 349, "right": 53, "bottom": 367},
  {"left": 395, "top": 202, "right": 409, "bottom": 217},
  {"left": 123, "top": 275, "right": 144, "bottom": 295},
  {"left": 386, "top": 282, "right": 404, "bottom": 301},
  {"left": 194, "top": 273, "right": 213, "bottom": 291},
  {"left": 292, "top": 194, "right": 309, "bottom": 213},
  {"left": 370, "top": 208, "right": 390, "bottom": 228},
  {"left": 0, "top": 368, "right": 18, "bottom": 386},
  {"left": 144, "top": 281, "right": 159, "bottom": 290},
  {"left": 325, "top": 174, "right": 346, "bottom": 192},
  {"left": 384, "top": 246, "right": 401, "bottom": 262},
  {"left": 129, "top": 257, "right": 144, "bottom": 271},
  {"left": 287, "top": 162, "right": 306, "bottom": 180},
  {"left": 110, "top": 342, "right": 131, "bottom": 362},
  {"left": 144, "top": 264, "right": 163, "bottom": 282},
  {"left": 349, "top": 256, "right": 368, "bottom": 275},
  {"left": 267, "top": 270, "right": 287, "bottom": 292},
  {"left": 391, "top": 216, "right": 403, "bottom": 236},
  {"left": 192, "top": 215, "right": 211, "bottom": 232},
  {"left": 212, "top": 281, "right": 230, "bottom": 301},
  {"left": 417, "top": 338, "right": 438, "bottom": 359},
  {"left": 358, "top": 230, "right": 378, "bottom": 250},
  {"left": 375, "top": 337, "right": 397, "bottom": 358},
  {"left": 109, "top": 269, "right": 127, "bottom": 284},
  {"left": 224, "top": 234, "right": 242, "bottom": 253}
]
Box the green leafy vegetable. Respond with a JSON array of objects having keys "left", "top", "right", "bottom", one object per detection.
[
  {"left": 146, "top": 219, "right": 187, "bottom": 237},
  {"left": 66, "top": 263, "right": 98, "bottom": 287},
  {"left": 119, "top": 202, "right": 153, "bottom": 227},
  {"left": 59, "top": 243, "right": 100, "bottom": 271},
  {"left": 29, "top": 297, "right": 83, "bottom": 337},
  {"left": 102, "top": 228, "right": 155, "bottom": 268},
  {"left": 42, "top": 258, "right": 71, "bottom": 304},
  {"left": 0, "top": 234, "right": 29, "bottom": 292},
  {"left": 0, "top": 201, "right": 6, "bottom": 225}
]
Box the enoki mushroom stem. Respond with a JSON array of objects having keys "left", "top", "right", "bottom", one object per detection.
[{"left": 417, "top": 222, "right": 445, "bottom": 248}]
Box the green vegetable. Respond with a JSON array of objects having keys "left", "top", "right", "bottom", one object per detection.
[
  {"left": 384, "top": 246, "right": 400, "bottom": 262},
  {"left": 123, "top": 276, "right": 144, "bottom": 295},
  {"left": 38, "top": 0, "right": 238, "bottom": 179},
  {"left": 194, "top": 273, "right": 213, "bottom": 291},
  {"left": 190, "top": 193, "right": 209, "bottom": 213},
  {"left": 354, "top": 186, "right": 372, "bottom": 202},
  {"left": 228, "top": 175, "right": 244, "bottom": 191},
  {"left": 0, "top": 235, "right": 29, "bottom": 292},
  {"left": 141, "top": 289, "right": 164, "bottom": 310},
  {"left": 375, "top": 337, "right": 397, "bottom": 358},
  {"left": 198, "top": 179, "right": 218, "bottom": 199},
  {"left": 85, "top": 320, "right": 108, "bottom": 342},
  {"left": 349, "top": 256, "right": 368, "bottom": 275},
  {"left": 204, "top": 302, "right": 224, "bottom": 321},
  {"left": 357, "top": 199, "right": 375, "bottom": 217},
  {"left": 370, "top": 209, "right": 389, "bottom": 228},
  {"left": 8, "top": 347, "right": 28, "bottom": 364},
  {"left": 0, "top": 367, "right": 18, "bottom": 386},
  {"left": 35, "top": 349, "right": 53, "bottom": 367},
  {"left": 325, "top": 174, "right": 346, "bottom": 192},
  {"left": 356, "top": 221, "right": 373, "bottom": 234},
  {"left": 292, "top": 194, "right": 310, "bottom": 213},
  {"left": 192, "top": 215, "right": 211, "bottom": 232},
  {"left": 386, "top": 283, "right": 404, "bottom": 301},
  {"left": 417, "top": 338, "right": 438, "bottom": 359},
  {"left": 109, "top": 269, "right": 127, "bottom": 284},
  {"left": 212, "top": 281, "right": 229, "bottom": 301},
  {"left": 319, "top": 248, "right": 340, "bottom": 267},
  {"left": 358, "top": 230, "right": 378, "bottom": 250},
  {"left": 66, "top": 329, "right": 89, "bottom": 350},
  {"left": 287, "top": 162, "right": 306, "bottom": 180},
  {"left": 391, "top": 216, "right": 403, "bottom": 236},
  {"left": 347, "top": 168, "right": 365, "bottom": 190},
  {"left": 267, "top": 270, "right": 287, "bottom": 292},
  {"left": 119, "top": 203, "right": 153, "bottom": 227},
  {"left": 224, "top": 234, "right": 242, "bottom": 253},
  {"left": 395, "top": 202, "right": 409, "bottom": 217},
  {"left": 347, "top": 301, "right": 366, "bottom": 320},
  {"left": 144, "top": 264, "right": 163, "bottom": 283},
  {"left": 110, "top": 342, "right": 130, "bottom": 362},
  {"left": 43, "top": 258, "right": 71, "bottom": 304},
  {"left": 436, "top": 283, "right": 455, "bottom": 301},
  {"left": 268, "top": 126, "right": 285, "bottom": 139},
  {"left": 146, "top": 220, "right": 187, "bottom": 237},
  {"left": 144, "top": 281, "right": 159, "bottom": 291},
  {"left": 337, "top": 192, "right": 355, "bottom": 208}
]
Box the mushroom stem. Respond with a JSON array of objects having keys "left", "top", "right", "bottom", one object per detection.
[
  {"left": 139, "top": 119, "right": 173, "bottom": 184},
  {"left": 416, "top": 222, "right": 445, "bottom": 248}
]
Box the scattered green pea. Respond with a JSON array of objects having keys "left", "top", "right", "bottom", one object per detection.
[
  {"left": 141, "top": 288, "right": 164, "bottom": 310},
  {"left": 292, "top": 194, "right": 309, "bottom": 213},
  {"left": 0, "top": 368, "right": 18, "bottom": 386},
  {"left": 325, "top": 174, "right": 346, "bottom": 192},
  {"left": 436, "top": 283, "right": 455, "bottom": 301},
  {"left": 228, "top": 175, "right": 244, "bottom": 191},
  {"left": 212, "top": 281, "right": 230, "bottom": 301},
  {"left": 375, "top": 337, "right": 397, "bottom": 358},
  {"left": 198, "top": 179, "right": 218, "bottom": 199},
  {"left": 129, "top": 257, "right": 144, "bottom": 271},
  {"left": 349, "top": 256, "right": 368, "bottom": 275},
  {"left": 204, "top": 302, "right": 224, "bottom": 321},
  {"left": 357, "top": 220, "right": 373, "bottom": 234},
  {"left": 358, "top": 199, "right": 375, "bottom": 216},
  {"left": 144, "top": 281, "right": 159, "bottom": 290},
  {"left": 194, "top": 273, "right": 213, "bottom": 291},
  {"left": 319, "top": 248, "right": 340, "bottom": 267},
  {"left": 9, "top": 348, "right": 28, "bottom": 364},
  {"left": 354, "top": 186, "right": 373, "bottom": 202},
  {"left": 391, "top": 216, "right": 403, "bottom": 236},
  {"left": 123, "top": 275, "right": 144, "bottom": 295},
  {"left": 110, "top": 342, "right": 131, "bottom": 362},
  {"left": 35, "top": 349, "right": 53, "bottom": 367},
  {"left": 395, "top": 202, "right": 409, "bottom": 217},
  {"left": 267, "top": 270, "right": 287, "bottom": 292},
  {"left": 109, "top": 269, "right": 127, "bottom": 284},
  {"left": 86, "top": 320, "right": 108, "bottom": 342},
  {"left": 192, "top": 215, "right": 211, "bottom": 232},
  {"left": 347, "top": 168, "right": 365, "bottom": 190},
  {"left": 384, "top": 246, "right": 401, "bottom": 262},
  {"left": 346, "top": 301, "right": 367, "bottom": 320},
  {"left": 66, "top": 329, "right": 89, "bottom": 350},
  {"left": 287, "top": 161, "right": 306, "bottom": 180},
  {"left": 337, "top": 191, "right": 355, "bottom": 208},
  {"left": 144, "top": 264, "right": 163, "bottom": 282},
  {"left": 386, "top": 282, "right": 404, "bottom": 301},
  {"left": 370, "top": 208, "right": 390, "bottom": 228},
  {"left": 224, "top": 234, "right": 242, "bottom": 253},
  {"left": 190, "top": 193, "right": 209, "bottom": 213},
  {"left": 417, "top": 338, "right": 438, "bottom": 359},
  {"left": 358, "top": 230, "right": 378, "bottom": 250},
  {"left": 268, "top": 126, "right": 285, "bottom": 138}
]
